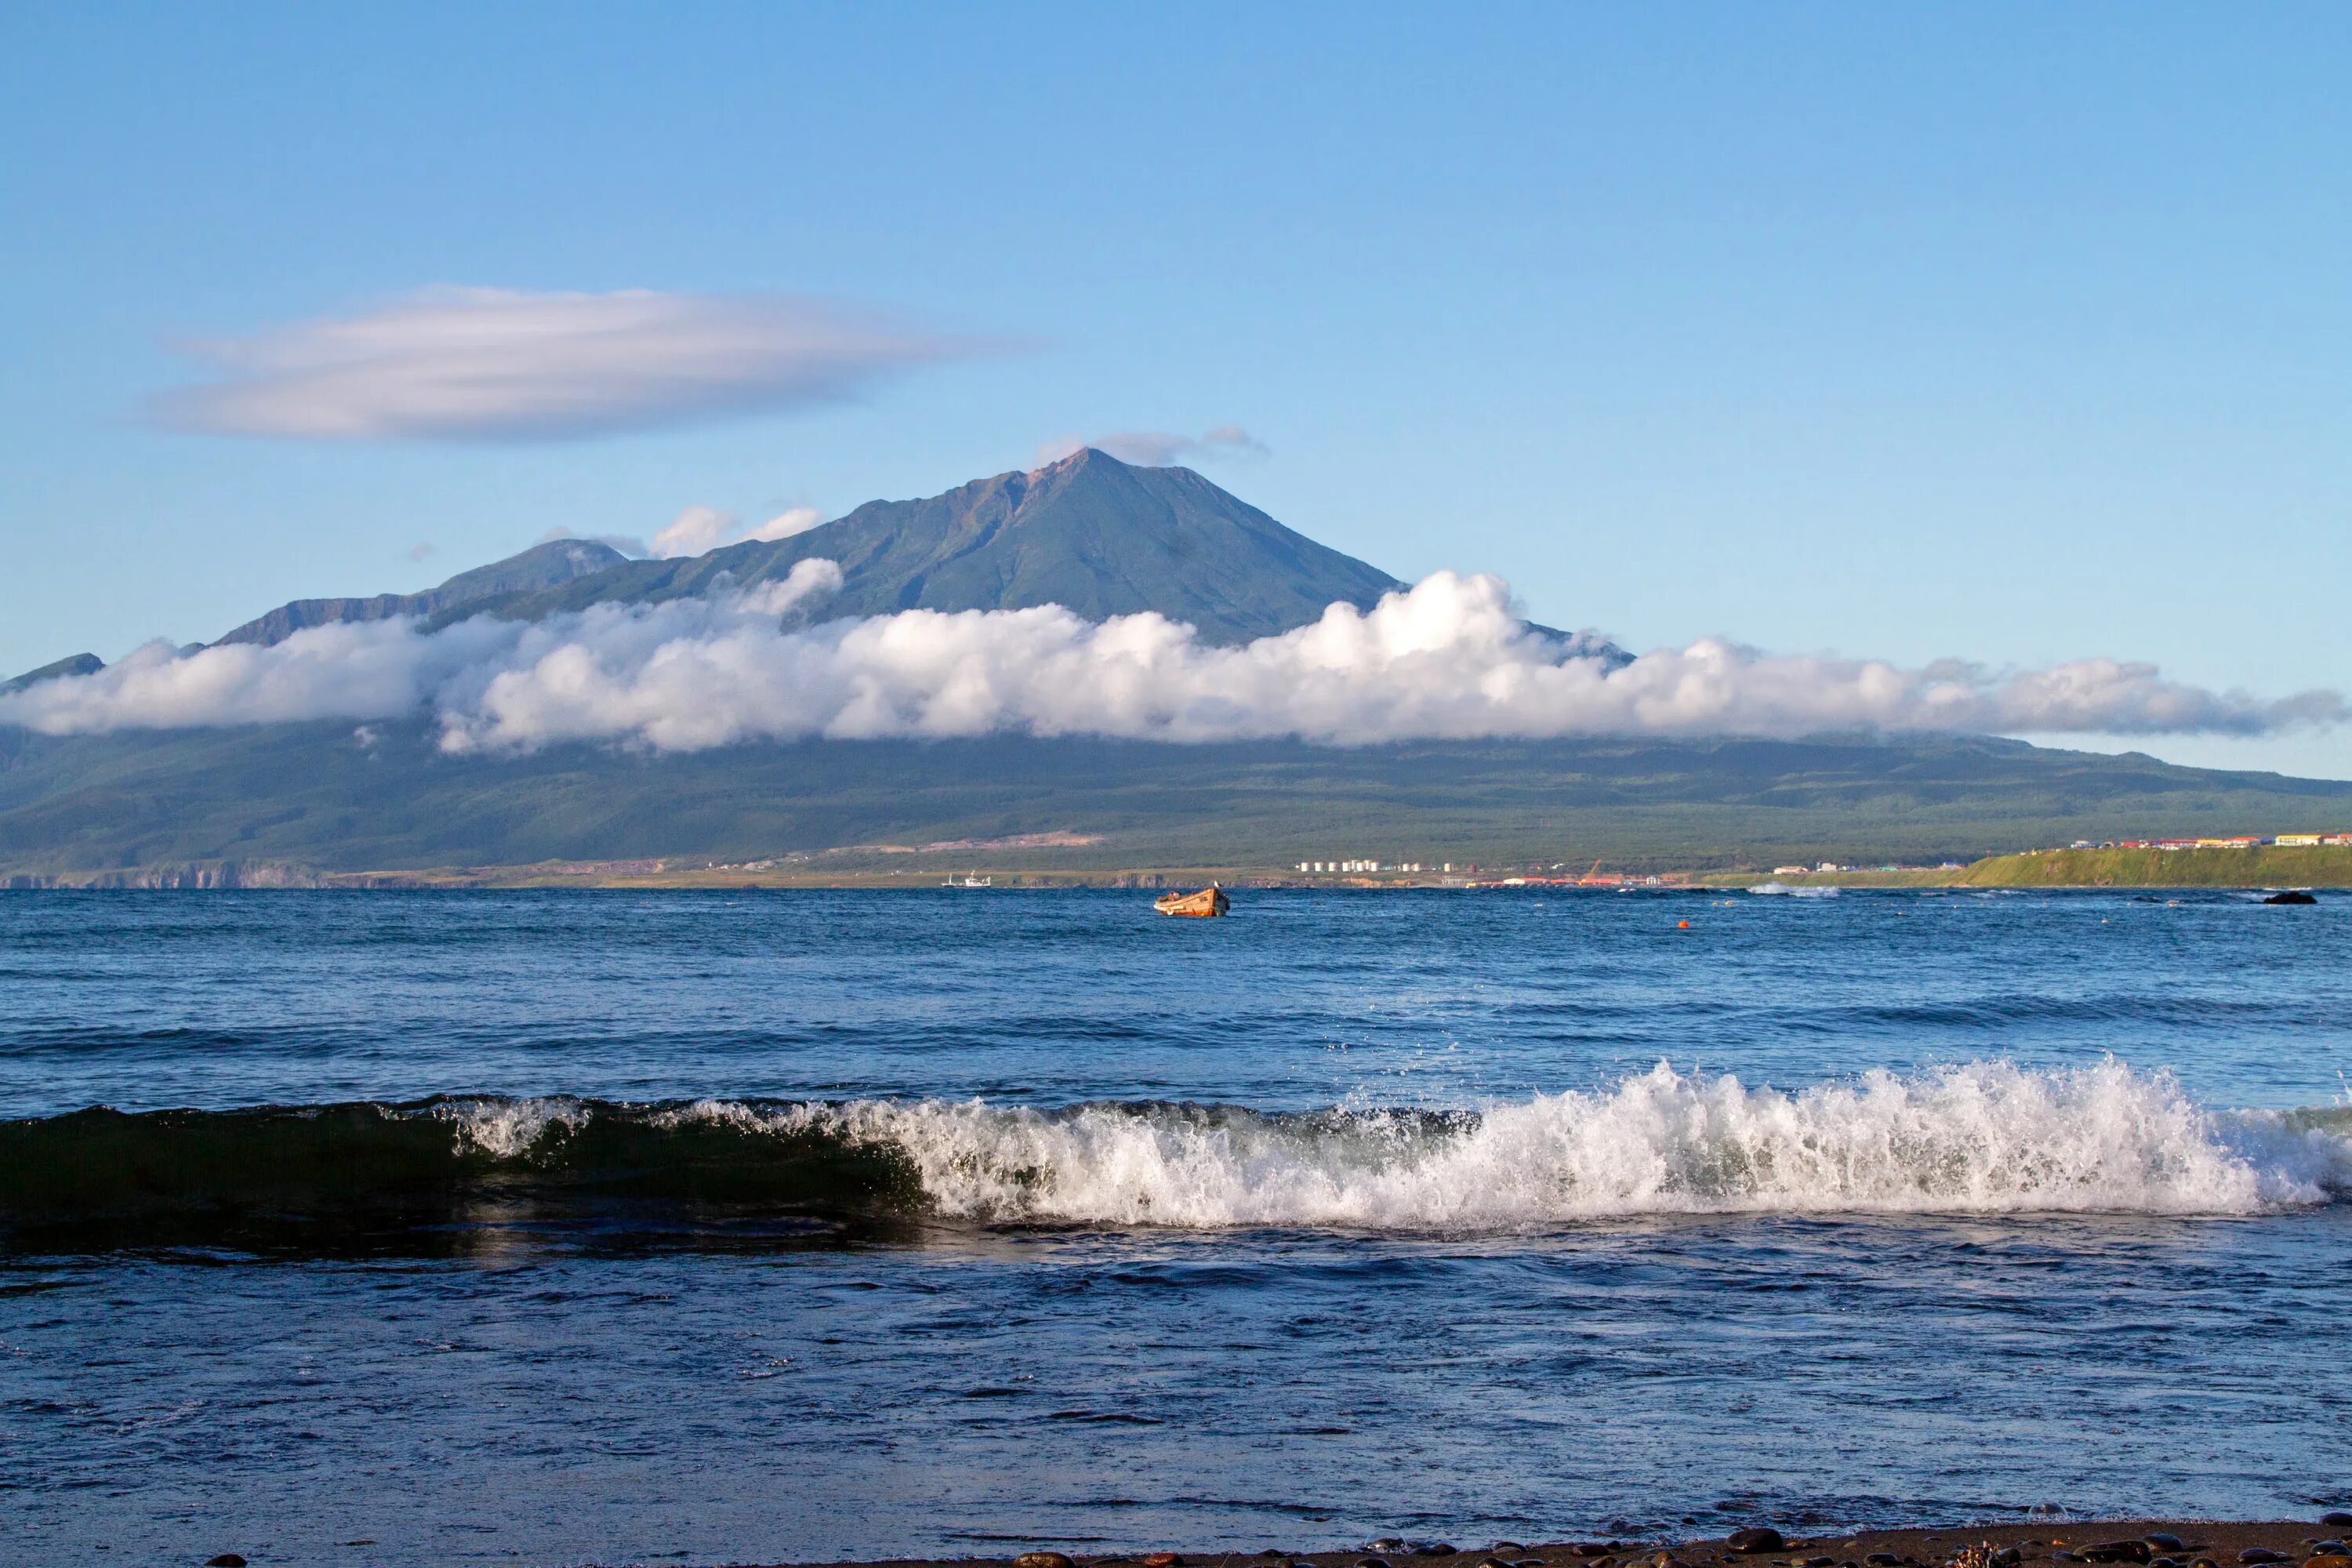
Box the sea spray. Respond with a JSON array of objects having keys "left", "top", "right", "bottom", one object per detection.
[{"left": 678, "top": 1059, "right": 2351, "bottom": 1225}]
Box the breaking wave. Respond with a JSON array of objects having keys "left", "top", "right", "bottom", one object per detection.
[{"left": 5, "top": 1062, "right": 2347, "bottom": 1245}]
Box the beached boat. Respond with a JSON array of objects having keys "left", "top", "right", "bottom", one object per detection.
[{"left": 1153, "top": 886, "right": 1229, "bottom": 917}]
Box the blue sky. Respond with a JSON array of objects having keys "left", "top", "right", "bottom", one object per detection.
[{"left": 4, "top": 2, "right": 2347, "bottom": 775}]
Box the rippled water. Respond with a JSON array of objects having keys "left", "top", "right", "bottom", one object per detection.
[{"left": 3, "top": 887, "right": 2350, "bottom": 1566}]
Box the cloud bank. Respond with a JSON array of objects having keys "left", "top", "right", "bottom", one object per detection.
[
  {"left": 1035, "top": 425, "right": 1269, "bottom": 468},
  {"left": 154, "top": 288, "right": 1000, "bottom": 441},
  {"left": 4, "top": 570, "right": 2338, "bottom": 752}
]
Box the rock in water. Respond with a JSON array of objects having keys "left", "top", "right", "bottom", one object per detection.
[
  {"left": 206, "top": 1558, "right": 249, "bottom": 1568},
  {"left": 2263, "top": 890, "right": 2319, "bottom": 904}
]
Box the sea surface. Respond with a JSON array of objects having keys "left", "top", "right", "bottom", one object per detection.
[{"left": 3, "top": 887, "right": 2350, "bottom": 1567}]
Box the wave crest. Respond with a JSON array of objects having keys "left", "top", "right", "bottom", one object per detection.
[
  {"left": 5, "top": 1062, "right": 2345, "bottom": 1244},
  {"left": 773, "top": 1060, "right": 2349, "bottom": 1225}
]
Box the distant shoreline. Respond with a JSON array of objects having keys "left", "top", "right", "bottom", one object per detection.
[{"left": 5, "top": 844, "right": 2349, "bottom": 891}]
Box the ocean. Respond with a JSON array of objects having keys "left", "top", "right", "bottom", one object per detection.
[{"left": 3, "top": 887, "right": 2348, "bottom": 1566}]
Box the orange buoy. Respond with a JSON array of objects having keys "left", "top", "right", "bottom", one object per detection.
[{"left": 1677, "top": 920, "right": 1690, "bottom": 928}]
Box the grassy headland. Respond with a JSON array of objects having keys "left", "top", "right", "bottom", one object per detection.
[
  {"left": 1715, "top": 844, "right": 2352, "bottom": 889},
  {"left": 1940, "top": 843, "right": 2352, "bottom": 887}
]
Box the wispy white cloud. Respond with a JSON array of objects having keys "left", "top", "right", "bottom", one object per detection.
[
  {"left": 537, "top": 525, "right": 652, "bottom": 558},
  {"left": 648, "top": 504, "right": 826, "bottom": 558},
  {"left": 648, "top": 506, "right": 738, "bottom": 560},
  {"left": 1035, "top": 424, "right": 1270, "bottom": 469},
  {"left": 4, "top": 570, "right": 2337, "bottom": 753},
  {"left": 154, "top": 287, "right": 1004, "bottom": 441}
]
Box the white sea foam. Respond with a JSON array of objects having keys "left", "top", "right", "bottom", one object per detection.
[
  {"left": 439, "top": 1095, "right": 590, "bottom": 1158},
  {"left": 657, "top": 1061, "right": 2352, "bottom": 1227}
]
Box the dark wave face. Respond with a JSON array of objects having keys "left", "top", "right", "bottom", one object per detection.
[{"left": 0, "top": 1098, "right": 922, "bottom": 1253}]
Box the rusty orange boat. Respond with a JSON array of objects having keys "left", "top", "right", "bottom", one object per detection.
[{"left": 1153, "top": 886, "right": 1229, "bottom": 917}]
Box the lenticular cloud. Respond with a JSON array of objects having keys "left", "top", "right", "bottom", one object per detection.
[{"left": 2, "top": 566, "right": 2338, "bottom": 750}]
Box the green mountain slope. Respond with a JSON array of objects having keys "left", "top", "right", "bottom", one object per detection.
[
  {"left": 3, "top": 721, "right": 2345, "bottom": 880},
  {"left": 442, "top": 447, "right": 1416, "bottom": 644},
  {"left": 1, "top": 653, "right": 103, "bottom": 695},
  {"left": 216, "top": 538, "right": 630, "bottom": 647}
]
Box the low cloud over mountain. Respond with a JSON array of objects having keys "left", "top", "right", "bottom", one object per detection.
[{"left": 5, "top": 568, "right": 2336, "bottom": 753}]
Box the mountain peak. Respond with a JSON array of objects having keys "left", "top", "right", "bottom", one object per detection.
[
  {"left": 216, "top": 537, "right": 630, "bottom": 647},
  {"left": 445, "top": 455, "right": 1410, "bottom": 645},
  {"left": 1027, "top": 445, "right": 1127, "bottom": 477},
  {"left": 2, "top": 652, "right": 103, "bottom": 695},
  {"left": 170, "top": 456, "right": 1616, "bottom": 658}
]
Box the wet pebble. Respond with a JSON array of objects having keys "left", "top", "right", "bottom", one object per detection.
[
  {"left": 1416, "top": 1550, "right": 1459, "bottom": 1559},
  {"left": 1865, "top": 1554, "right": 1902, "bottom": 1566},
  {"left": 2241, "top": 1552, "right": 2290, "bottom": 1565},
  {"left": 2146, "top": 1539, "right": 2187, "bottom": 1555},
  {"left": 1730, "top": 1533, "right": 1788, "bottom": 1557},
  {"left": 1356, "top": 1559, "right": 1391, "bottom": 1568},
  {"left": 1145, "top": 1557, "right": 1181, "bottom": 1567},
  {"left": 2325, "top": 1519, "right": 2352, "bottom": 1532},
  {"left": 1493, "top": 1547, "right": 1529, "bottom": 1559},
  {"left": 1018, "top": 1554, "right": 1077, "bottom": 1568}
]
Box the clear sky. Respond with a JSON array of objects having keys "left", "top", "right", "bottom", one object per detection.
[{"left": 4, "top": 2, "right": 2347, "bottom": 776}]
